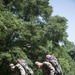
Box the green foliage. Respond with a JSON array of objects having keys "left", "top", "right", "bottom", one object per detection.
[
  {"left": 6, "top": 0, "right": 53, "bottom": 22},
  {"left": 59, "top": 58, "right": 71, "bottom": 73},
  {"left": 0, "top": 11, "right": 33, "bottom": 75},
  {"left": 44, "top": 16, "right": 68, "bottom": 43}
]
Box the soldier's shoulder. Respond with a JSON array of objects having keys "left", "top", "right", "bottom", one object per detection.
[{"left": 43, "top": 61, "right": 51, "bottom": 65}]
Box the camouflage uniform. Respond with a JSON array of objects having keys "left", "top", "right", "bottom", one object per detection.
[
  {"left": 46, "top": 55, "right": 63, "bottom": 75},
  {"left": 11, "top": 63, "right": 28, "bottom": 75},
  {"left": 17, "top": 59, "right": 33, "bottom": 75},
  {"left": 41, "top": 61, "right": 55, "bottom": 75}
]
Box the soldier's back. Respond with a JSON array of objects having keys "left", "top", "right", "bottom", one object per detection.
[{"left": 42, "top": 61, "right": 55, "bottom": 75}]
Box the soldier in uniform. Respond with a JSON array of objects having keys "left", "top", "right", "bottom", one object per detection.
[
  {"left": 46, "top": 54, "right": 63, "bottom": 75},
  {"left": 9, "top": 63, "right": 28, "bottom": 75},
  {"left": 35, "top": 61, "right": 55, "bottom": 75}
]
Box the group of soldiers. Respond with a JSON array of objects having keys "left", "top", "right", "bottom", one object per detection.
[{"left": 9, "top": 54, "right": 63, "bottom": 75}]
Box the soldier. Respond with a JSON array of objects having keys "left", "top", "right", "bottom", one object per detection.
[
  {"left": 17, "top": 59, "right": 33, "bottom": 75},
  {"left": 46, "top": 54, "right": 63, "bottom": 75},
  {"left": 9, "top": 63, "right": 27, "bottom": 75},
  {"left": 35, "top": 61, "right": 55, "bottom": 75}
]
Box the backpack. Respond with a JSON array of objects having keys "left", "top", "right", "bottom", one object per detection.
[
  {"left": 46, "top": 55, "right": 63, "bottom": 75},
  {"left": 19, "top": 60, "right": 33, "bottom": 75}
]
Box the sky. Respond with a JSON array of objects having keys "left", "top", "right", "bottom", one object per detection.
[{"left": 50, "top": 0, "right": 75, "bottom": 44}]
